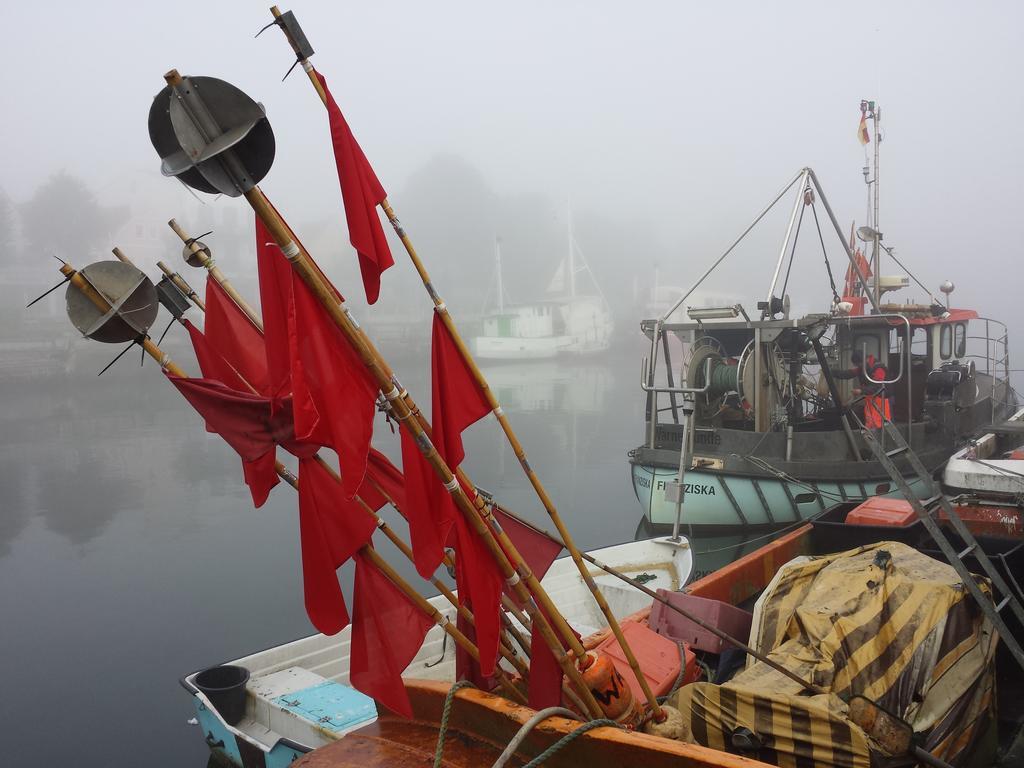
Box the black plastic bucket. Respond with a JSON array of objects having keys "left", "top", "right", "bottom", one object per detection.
[{"left": 195, "top": 665, "right": 251, "bottom": 726}]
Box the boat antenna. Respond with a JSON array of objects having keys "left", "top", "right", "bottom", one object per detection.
[{"left": 860, "top": 99, "right": 882, "bottom": 308}]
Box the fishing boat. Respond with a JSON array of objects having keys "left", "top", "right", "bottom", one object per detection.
[
  {"left": 186, "top": 496, "right": 1024, "bottom": 768},
  {"left": 182, "top": 536, "right": 693, "bottom": 767},
  {"left": 944, "top": 405, "right": 1024, "bottom": 498},
  {"left": 631, "top": 101, "right": 1018, "bottom": 535},
  {"left": 472, "top": 214, "right": 614, "bottom": 361}
]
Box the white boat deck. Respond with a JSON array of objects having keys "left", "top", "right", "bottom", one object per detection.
[{"left": 944, "top": 406, "right": 1024, "bottom": 496}]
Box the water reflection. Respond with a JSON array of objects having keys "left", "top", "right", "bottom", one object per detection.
[
  {"left": 35, "top": 451, "right": 137, "bottom": 546},
  {"left": 0, "top": 458, "right": 30, "bottom": 557}
]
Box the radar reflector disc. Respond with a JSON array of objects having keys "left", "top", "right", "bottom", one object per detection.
[
  {"left": 148, "top": 76, "right": 275, "bottom": 197},
  {"left": 66, "top": 261, "right": 159, "bottom": 343}
]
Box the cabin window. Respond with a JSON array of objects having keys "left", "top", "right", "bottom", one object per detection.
[
  {"left": 854, "top": 333, "right": 880, "bottom": 364},
  {"left": 911, "top": 326, "right": 929, "bottom": 362},
  {"left": 940, "top": 324, "right": 952, "bottom": 360},
  {"left": 954, "top": 323, "right": 967, "bottom": 358}
]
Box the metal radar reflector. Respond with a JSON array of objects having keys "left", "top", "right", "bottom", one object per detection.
[
  {"left": 148, "top": 73, "right": 275, "bottom": 196},
  {"left": 66, "top": 261, "right": 159, "bottom": 343}
]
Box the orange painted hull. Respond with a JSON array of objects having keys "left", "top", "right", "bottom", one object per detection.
[{"left": 295, "top": 679, "right": 772, "bottom": 768}]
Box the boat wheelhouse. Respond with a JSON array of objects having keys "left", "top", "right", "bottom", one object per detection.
[{"left": 630, "top": 109, "right": 1017, "bottom": 534}]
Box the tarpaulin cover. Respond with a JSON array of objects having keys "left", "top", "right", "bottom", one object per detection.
[{"left": 673, "top": 541, "right": 997, "bottom": 768}]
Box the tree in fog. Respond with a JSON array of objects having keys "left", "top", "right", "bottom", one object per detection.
[
  {"left": 20, "top": 171, "right": 126, "bottom": 261},
  {"left": 398, "top": 154, "right": 499, "bottom": 310},
  {"left": 0, "top": 188, "right": 15, "bottom": 263}
]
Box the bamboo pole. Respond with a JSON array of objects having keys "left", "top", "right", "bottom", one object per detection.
[
  {"left": 63, "top": 256, "right": 528, "bottom": 703},
  {"left": 158, "top": 234, "right": 531, "bottom": 677},
  {"left": 263, "top": 16, "right": 662, "bottom": 719}
]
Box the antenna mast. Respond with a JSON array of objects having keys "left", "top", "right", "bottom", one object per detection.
[{"left": 861, "top": 99, "right": 882, "bottom": 309}]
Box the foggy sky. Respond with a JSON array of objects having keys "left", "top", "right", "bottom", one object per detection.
[{"left": 3, "top": 1, "right": 1023, "bottom": 336}]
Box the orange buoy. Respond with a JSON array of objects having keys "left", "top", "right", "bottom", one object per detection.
[{"left": 580, "top": 651, "right": 639, "bottom": 724}]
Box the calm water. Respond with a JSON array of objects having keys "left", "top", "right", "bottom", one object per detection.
[{"left": 0, "top": 329, "right": 768, "bottom": 766}]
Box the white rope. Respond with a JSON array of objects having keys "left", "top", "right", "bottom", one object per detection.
[
  {"left": 302, "top": 60, "right": 313, "bottom": 73},
  {"left": 493, "top": 406, "right": 504, "bottom": 417},
  {"left": 282, "top": 241, "right": 300, "bottom": 258},
  {"left": 384, "top": 386, "right": 401, "bottom": 401},
  {"left": 443, "top": 477, "right": 459, "bottom": 493},
  {"left": 505, "top": 572, "right": 521, "bottom": 588}
]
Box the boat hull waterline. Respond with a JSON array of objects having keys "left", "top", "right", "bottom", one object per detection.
[{"left": 630, "top": 462, "right": 932, "bottom": 532}]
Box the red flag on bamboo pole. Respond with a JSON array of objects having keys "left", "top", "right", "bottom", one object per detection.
[
  {"left": 493, "top": 506, "right": 562, "bottom": 588},
  {"left": 350, "top": 550, "right": 433, "bottom": 717},
  {"left": 288, "top": 274, "right": 378, "bottom": 498},
  {"left": 528, "top": 605, "right": 580, "bottom": 709},
  {"left": 399, "top": 429, "right": 454, "bottom": 579},
  {"left": 431, "top": 314, "right": 491, "bottom": 467},
  {"left": 203, "top": 278, "right": 269, "bottom": 394},
  {"left": 297, "top": 456, "right": 377, "bottom": 635},
  {"left": 255, "top": 208, "right": 345, "bottom": 404},
  {"left": 361, "top": 448, "right": 407, "bottom": 513},
  {"left": 183, "top": 319, "right": 251, "bottom": 395},
  {"left": 255, "top": 216, "right": 293, "bottom": 402},
  {"left": 314, "top": 70, "right": 393, "bottom": 305},
  {"left": 429, "top": 313, "right": 502, "bottom": 673},
  {"left": 452, "top": 508, "right": 503, "bottom": 678},
  {"left": 165, "top": 374, "right": 284, "bottom": 507}
]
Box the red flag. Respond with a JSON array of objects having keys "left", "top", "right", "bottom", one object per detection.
[
  {"left": 493, "top": 506, "right": 562, "bottom": 592},
  {"left": 350, "top": 550, "right": 433, "bottom": 717},
  {"left": 165, "top": 374, "right": 285, "bottom": 507},
  {"left": 297, "top": 456, "right": 377, "bottom": 635},
  {"left": 528, "top": 604, "right": 578, "bottom": 709},
  {"left": 255, "top": 209, "right": 344, "bottom": 403},
  {"left": 288, "top": 275, "right": 378, "bottom": 498},
  {"left": 255, "top": 216, "right": 293, "bottom": 402},
  {"left": 399, "top": 429, "right": 455, "bottom": 578},
  {"left": 314, "top": 70, "right": 394, "bottom": 305},
  {"left": 184, "top": 319, "right": 251, "bottom": 395},
  {"left": 452, "top": 511, "right": 503, "bottom": 677},
  {"left": 361, "top": 449, "right": 407, "bottom": 513},
  {"left": 431, "top": 314, "right": 491, "bottom": 468},
  {"left": 204, "top": 277, "right": 269, "bottom": 394},
  {"left": 429, "top": 314, "right": 501, "bottom": 673},
  {"left": 858, "top": 112, "right": 871, "bottom": 145}
]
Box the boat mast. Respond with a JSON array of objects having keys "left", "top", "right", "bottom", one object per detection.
[
  {"left": 873, "top": 103, "right": 881, "bottom": 309},
  {"left": 495, "top": 236, "right": 504, "bottom": 314},
  {"left": 567, "top": 198, "right": 576, "bottom": 299}
]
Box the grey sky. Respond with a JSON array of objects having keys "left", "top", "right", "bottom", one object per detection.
[{"left": 3, "top": 1, "right": 1022, "bottom": 325}]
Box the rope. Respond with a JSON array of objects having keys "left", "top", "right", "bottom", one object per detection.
[
  {"left": 656, "top": 642, "right": 689, "bottom": 704},
  {"left": 518, "top": 719, "right": 622, "bottom": 768},
  {"left": 490, "top": 707, "right": 582, "bottom": 768},
  {"left": 433, "top": 680, "right": 476, "bottom": 768},
  {"left": 811, "top": 203, "right": 841, "bottom": 304}
]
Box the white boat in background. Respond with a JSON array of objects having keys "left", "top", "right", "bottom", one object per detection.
[
  {"left": 182, "top": 536, "right": 692, "bottom": 767},
  {"left": 472, "top": 211, "right": 614, "bottom": 361},
  {"left": 944, "top": 405, "right": 1024, "bottom": 497}
]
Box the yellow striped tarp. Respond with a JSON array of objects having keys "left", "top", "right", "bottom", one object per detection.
[{"left": 673, "top": 542, "right": 997, "bottom": 767}]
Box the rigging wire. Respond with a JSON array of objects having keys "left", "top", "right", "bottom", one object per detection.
[
  {"left": 780, "top": 196, "right": 807, "bottom": 300},
  {"left": 811, "top": 203, "right": 841, "bottom": 304},
  {"left": 879, "top": 243, "right": 941, "bottom": 305}
]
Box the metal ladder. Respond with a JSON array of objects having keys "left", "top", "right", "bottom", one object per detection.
[{"left": 856, "top": 416, "right": 1024, "bottom": 671}]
